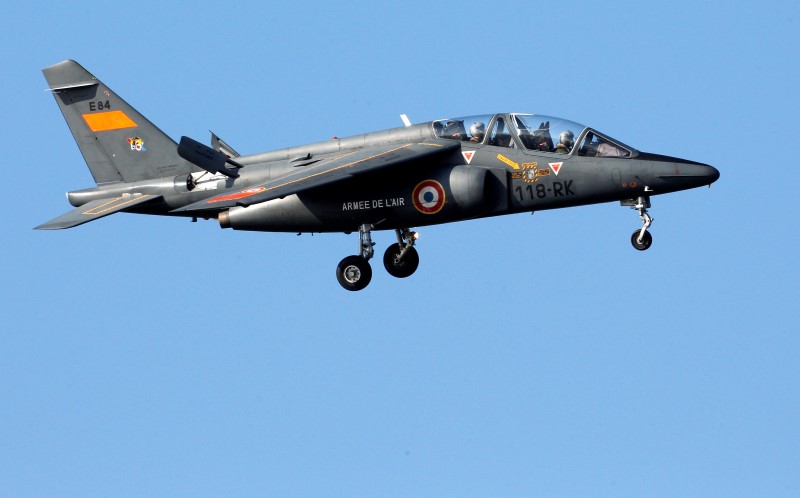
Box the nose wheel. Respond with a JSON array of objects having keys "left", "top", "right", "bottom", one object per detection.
[
  {"left": 630, "top": 229, "right": 653, "bottom": 250},
  {"left": 624, "top": 196, "right": 654, "bottom": 251}
]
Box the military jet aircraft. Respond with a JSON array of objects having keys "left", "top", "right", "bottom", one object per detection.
[{"left": 38, "top": 60, "right": 720, "bottom": 290}]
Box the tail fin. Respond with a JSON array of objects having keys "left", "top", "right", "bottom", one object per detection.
[{"left": 43, "top": 60, "right": 191, "bottom": 184}]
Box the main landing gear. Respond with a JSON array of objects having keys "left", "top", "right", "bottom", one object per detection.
[
  {"left": 623, "top": 195, "right": 654, "bottom": 251},
  {"left": 384, "top": 229, "right": 420, "bottom": 279},
  {"left": 335, "top": 225, "right": 420, "bottom": 291}
]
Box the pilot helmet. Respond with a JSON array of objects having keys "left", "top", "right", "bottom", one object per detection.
[
  {"left": 470, "top": 122, "right": 486, "bottom": 139},
  {"left": 559, "top": 130, "right": 574, "bottom": 147}
]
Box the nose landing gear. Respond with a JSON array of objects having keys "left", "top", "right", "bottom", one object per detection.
[
  {"left": 623, "top": 196, "right": 654, "bottom": 251},
  {"left": 630, "top": 227, "right": 653, "bottom": 251}
]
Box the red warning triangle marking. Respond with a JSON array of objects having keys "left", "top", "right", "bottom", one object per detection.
[
  {"left": 462, "top": 151, "right": 475, "bottom": 164},
  {"left": 549, "top": 162, "right": 562, "bottom": 175}
]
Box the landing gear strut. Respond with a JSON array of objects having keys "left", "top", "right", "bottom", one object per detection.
[
  {"left": 336, "top": 224, "right": 375, "bottom": 291},
  {"left": 336, "top": 226, "right": 422, "bottom": 290},
  {"left": 624, "top": 196, "right": 654, "bottom": 251},
  {"left": 383, "top": 229, "right": 419, "bottom": 278}
]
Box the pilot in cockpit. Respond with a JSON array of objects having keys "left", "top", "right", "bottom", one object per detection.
[
  {"left": 469, "top": 122, "right": 486, "bottom": 143},
  {"left": 556, "top": 130, "right": 574, "bottom": 154}
]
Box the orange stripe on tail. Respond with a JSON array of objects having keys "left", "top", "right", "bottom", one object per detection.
[{"left": 82, "top": 110, "right": 138, "bottom": 132}]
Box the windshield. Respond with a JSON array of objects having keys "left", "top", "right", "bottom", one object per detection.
[
  {"left": 576, "top": 130, "right": 633, "bottom": 157},
  {"left": 511, "top": 114, "right": 586, "bottom": 154},
  {"left": 433, "top": 113, "right": 635, "bottom": 157}
]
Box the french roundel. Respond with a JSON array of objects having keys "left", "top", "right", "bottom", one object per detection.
[{"left": 412, "top": 179, "right": 446, "bottom": 214}]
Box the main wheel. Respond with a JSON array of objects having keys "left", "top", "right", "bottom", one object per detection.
[
  {"left": 336, "top": 255, "right": 372, "bottom": 291},
  {"left": 383, "top": 243, "right": 419, "bottom": 278},
  {"left": 631, "top": 229, "right": 653, "bottom": 251}
]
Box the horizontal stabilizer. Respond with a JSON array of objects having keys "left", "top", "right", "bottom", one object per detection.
[
  {"left": 35, "top": 194, "right": 160, "bottom": 230},
  {"left": 178, "top": 136, "right": 242, "bottom": 178}
]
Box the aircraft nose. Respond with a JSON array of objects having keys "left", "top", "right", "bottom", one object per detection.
[
  {"left": 636, "top": 152, "right": 720, "bottom": 189},
  {"left": 672, "top": 161, "right": 720, "bottom": 187},
  {"left": 703, "top": 163, "right": 721, "bottom": 184}
]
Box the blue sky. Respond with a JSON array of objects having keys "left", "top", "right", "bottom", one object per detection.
[{"left": 2, "top": 1, "right": 798, "bottom": 496}]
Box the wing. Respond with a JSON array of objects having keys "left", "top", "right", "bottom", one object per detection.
[
  {"left": 173, "top": 141, "right": 459, "bottom": 213},
  {"left": 35, "top": 194, "right": 160, "bottom": 230}
]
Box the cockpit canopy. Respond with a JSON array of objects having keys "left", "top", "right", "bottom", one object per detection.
[{"left": 432, "top": 113, "right": 634, "bottom": 158}]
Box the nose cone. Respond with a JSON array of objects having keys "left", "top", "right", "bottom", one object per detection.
[
  {"left": 637, "top": 152, "right": 720, "bottom": 191},
  {"left": 703, "top": 163, "right": 721, "bottom": 184},
  {"left": 674, "top": 161, "right": 720, "bottom": 187}
]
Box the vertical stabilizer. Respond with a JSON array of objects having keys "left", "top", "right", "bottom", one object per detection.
[{"left": 43, "top": 60, "right": 191, "bottom": 184}]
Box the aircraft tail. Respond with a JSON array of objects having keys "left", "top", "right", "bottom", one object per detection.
[{"left": 43, "top": 60, "right": 192, "bottom": 184}]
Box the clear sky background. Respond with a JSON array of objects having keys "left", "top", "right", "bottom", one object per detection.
[{"left": 2, "top": 1, "right": 798, "bottom": 496}]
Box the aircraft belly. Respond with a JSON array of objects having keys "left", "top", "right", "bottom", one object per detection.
[{"left": 224, "top": 195, "right": 327, "bottom": 232}]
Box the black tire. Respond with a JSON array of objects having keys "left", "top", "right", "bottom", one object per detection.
[
  {"left": 383, "top": 244, "right": 419, "bottom": 278},
  {"left": 631, "top": 229, "right": 653, "bottom": 251},
  {"left": 336, "top": 255, "right": 372, "bottom": 291}
]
